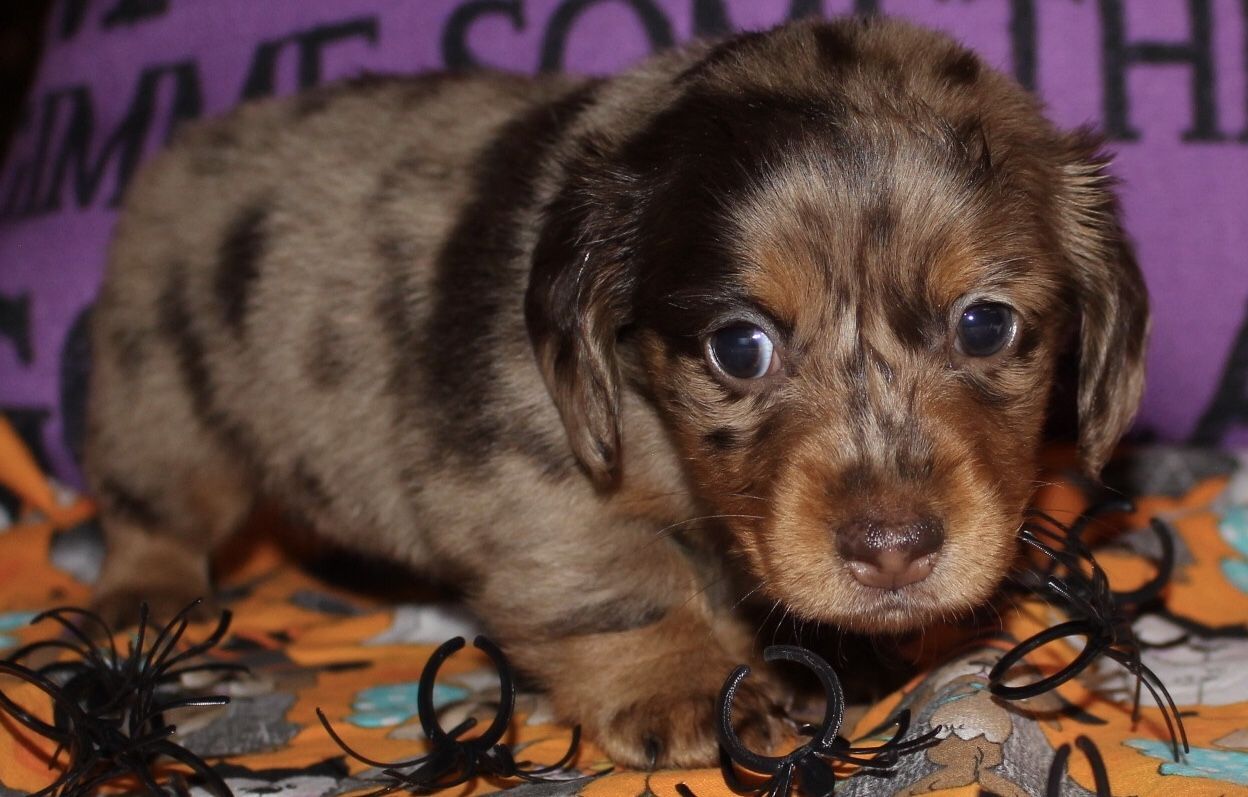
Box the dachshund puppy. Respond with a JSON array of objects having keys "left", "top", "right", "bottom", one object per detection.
[{"left": 86, "top": 17, "right": 1148, "bottom": 767}]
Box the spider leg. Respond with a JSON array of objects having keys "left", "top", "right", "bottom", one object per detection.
[
  {"left": 1045, "top": 742, "right": 1072, "bottom": 797},
  {"left": 1111, "top": 519, "right": 1176, "bottom": 607},
  {"left": 471, "top": 635, "right": 517, "bottom": 749},
  {"left": 151, "top": 738, "right": 234, "bottom": 797},
  {"left": 1074, "top": 735, "right": 1112, "bottom": 795},
  {"left": 158, "top": 609, "right": 234, "bottom": 674},
  {"left": 1134, "top": 661, "right": 1190, "bottom": 760},
  {"left": 769, "top": 762, "right": 795, "bottom": 797},
  {"left": 989, "top": 621, "right": 1103, "bottom": 699},
  {"left": 761, "top": 646, "right": 846, "bottom": 746},
  {"left": 0, "top": 659, "right": 85, "bottom": 739},
  {"left": 718, "top": 663, "right": 784, "bottom": 774},
  {"left": 416, "top": 637, "right": 466, "bottom": 744},
  {"left": 718, "top": 746, "right": 768, "bottom": 795},
  {"left": 28, "top": 606, "right": 114, "bottom": 672},
  {"left": 315, "top": 707, "right": 432, "bottom": 769},
  {"left": 517, "top": 725, "right": 584, "bottom": 776}
]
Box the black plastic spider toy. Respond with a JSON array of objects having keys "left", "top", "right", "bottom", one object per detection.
[
  {"left": 0, "top": 600, "right": 243, "bottom": 797},
  {"left": 717, "top": 645, "right": 940, "bottom": 797},
  {"left": 317, "top": 635, "right": 583, "bottom": 795},
  {"left": 989, "top": 501, "right": 1190, "bottom": 761},
  {"left": 1046, "top": 735, "right": 1111, "bottom": 797}
]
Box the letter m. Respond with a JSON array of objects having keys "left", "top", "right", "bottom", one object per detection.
[{"left": 38, "top": 61, "right": 201, "bottom": 213}]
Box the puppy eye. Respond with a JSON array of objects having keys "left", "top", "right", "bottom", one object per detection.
[
  {"left": 956, "top": 302, "right": 1015, "bottom": 357},
  {"left": 708, "top": 323, "right": 778, "bottom": 380}
]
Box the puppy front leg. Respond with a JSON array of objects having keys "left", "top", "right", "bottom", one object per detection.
[
  {"left": 477, "top": 547, "right": 784, "bottom": 768},
  {"left": 524, "top": 608, "right": 782, "bottom": 767}
]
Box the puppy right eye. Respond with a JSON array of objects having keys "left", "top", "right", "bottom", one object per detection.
[
  {"left": 707, "top": 323, "right": 778, "bottom": 381},
  {"left": 956, "top": 302, "right": 1015, "bottom": 357}
]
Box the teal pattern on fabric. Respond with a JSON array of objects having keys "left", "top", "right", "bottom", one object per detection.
[
  {"left": 0, "top": 611, "right": 36, "bottom": 651},
  {"left": 928, "top": 680, "right": 988, "bottom": 709},
  {"left": 1127, "top": 739, "right": 1248, "bottom": 785},
  {"left": 347, "top": 681, "right": 470, "bottom": 729},
  {"left": 1218, "top": 506, "right": 1248, "bottom": 592}
]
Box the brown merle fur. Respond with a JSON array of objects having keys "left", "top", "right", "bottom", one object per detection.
[{"left": 86, "top": 17, "right": 1148, "bottom": 768}]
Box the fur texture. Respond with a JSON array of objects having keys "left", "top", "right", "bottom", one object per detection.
[{"left": 86, "top": 17, "right": 1149, "bottom": 767}]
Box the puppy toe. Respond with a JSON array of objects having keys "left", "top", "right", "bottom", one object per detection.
[{"left": 599, "top": 675, "right": 783, "bottom": 769}]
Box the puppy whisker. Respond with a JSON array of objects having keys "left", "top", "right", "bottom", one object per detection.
[
  {"left": 729, "top": 583, "right": 765, "bottom": 614},
  {"left": 652, "top": 514, "right": 765, "bottom": 539},
  {"left": 754, "top": 599, "right": 784, "bottom": 651}
]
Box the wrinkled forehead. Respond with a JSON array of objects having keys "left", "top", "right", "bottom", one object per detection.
[
  {"left": 717, "top": 136, "right": 1060, "bottom": 350},
  {"left": 628, "top": 88, "right": 1063, "bottom": 348}
]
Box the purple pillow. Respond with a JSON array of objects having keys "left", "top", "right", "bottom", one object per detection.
[{"left": 2, "top": 0, "right": 1246, "bottom": 486}]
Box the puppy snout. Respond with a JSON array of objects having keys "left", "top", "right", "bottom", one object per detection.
[{"left": 836, "top": 516, "right": 944, "bottom": 590}]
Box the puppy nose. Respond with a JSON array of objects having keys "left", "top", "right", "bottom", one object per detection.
[{"left": 836, "top": 516, "right": 944, "bottom": 589}]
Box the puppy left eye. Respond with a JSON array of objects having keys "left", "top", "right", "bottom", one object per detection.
[
  {"left": 956, "top": 302, "right": 1016, "bottom": 357},
  {"left": 708, "top": 323, "right": 778, "bottom": 380}
]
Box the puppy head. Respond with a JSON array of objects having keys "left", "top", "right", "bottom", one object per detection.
[{"left": 527, "top": 19, "right": 1148, "bottom": 632}]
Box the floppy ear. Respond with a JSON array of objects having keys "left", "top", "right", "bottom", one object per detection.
[
  {"left": 1054, "top": 131, "right": 1150, "bottom": 477},
  {"left": 525, "top": 178, "right": 635, "bottom": 489}
]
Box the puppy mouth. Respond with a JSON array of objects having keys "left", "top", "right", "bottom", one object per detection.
[
  {"left": 758, "top": 546, "right": 999, "bottom": 634},
  {"left": 743, "top": 499, "right": 1020, "bottom": 634},
  {"left": 827, "top": 574, "right": 955, "bottom": 632}
]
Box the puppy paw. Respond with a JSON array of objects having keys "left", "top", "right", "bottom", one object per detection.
[{"left": 594, "top": 666, "right": 784, "bottom": 769}]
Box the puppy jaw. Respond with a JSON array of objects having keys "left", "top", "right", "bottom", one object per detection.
[
  {"left": 745, "top": 415, "right": 1036, "bottom": 633},
  {"left": 636, "top": 306, "right": 1051, "bottom": 633},
  {"left": 650, "top": 353, "right": 1047, "bottom": 633}
]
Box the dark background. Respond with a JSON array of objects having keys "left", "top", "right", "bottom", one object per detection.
[{"left": 0, "top": 3, "right": 50, "bottom": 165}]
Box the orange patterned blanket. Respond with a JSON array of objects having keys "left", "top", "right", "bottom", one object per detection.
[{"left": 3, "top": 415, "right": 1248, "bottom": 796}]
